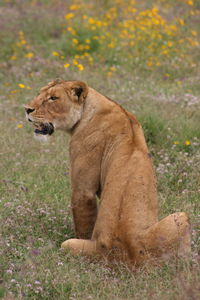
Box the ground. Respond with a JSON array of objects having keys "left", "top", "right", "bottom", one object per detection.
[{"left": 0, "top": 0, "right": 199, "bottom": 299}]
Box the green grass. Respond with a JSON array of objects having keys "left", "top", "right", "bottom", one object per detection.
[{"left": 0, "top": 0, "right": 200, "bottom": 299}]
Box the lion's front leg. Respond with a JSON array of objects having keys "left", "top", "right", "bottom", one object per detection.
[
  {"left": 71, "top": 190, "right": 98, "bottom": 239},
  {"left": 69, "top": 147, "right": 102, "bottom": 239}
]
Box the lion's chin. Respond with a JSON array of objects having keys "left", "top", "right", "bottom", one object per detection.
[
  {"left": 33, "top": 123, "right": 54, "bottom": 143},
  {"left": 34, "top": 133, "right": 49, "bottom": 143}
]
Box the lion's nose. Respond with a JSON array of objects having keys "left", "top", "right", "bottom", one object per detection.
[{"left": 25, "top": 107, "right": 35, "bottom": 114}]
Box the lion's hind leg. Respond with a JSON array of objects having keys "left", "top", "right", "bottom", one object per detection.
[
  {"left": 143, "top": 212, "right": 191, "bottom": 261},
  {"left": 61, "top": 239, "right": 97, "bottom": 256}
]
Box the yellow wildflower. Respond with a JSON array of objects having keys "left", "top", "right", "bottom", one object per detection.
[
  {"left": 169, "top": 25, "right": 177, "bottom": 32},
  {"left": 20, "top": 39, "right": 26, "bottom": 45},
  {"left": 25, "top": 52, "right": 34, "bottom": 58},
  {"left": 88, "top": 18, "right": 95, "bottom": 25},
  {"left": 129, "top": 8, "right": 137, "bottom": 14},
  {"left": 18, "top": 31, "right": 24, "bottom": 36},
  {"left": 184, "top": 140, "right": 191, "bottom": 146},
  {"left": 108, "top": 42, "right": 115, "bottom": 48},
  {"left": 110, "top": 66, "right": 116, "bottom": 72},
  {"left": 96, "top": 21, "right": 103, "bottom": 27},
  {"left": 88, "top": 56, "right": 93, "bottom": 64},
  {"left": 52, "top": 51, "right": 59, "bottom": 56},
  {"left": 77, "top": 64, "right": 84, "bottom": 71},
  {"left": 73, "top": 59, "right": 78, "bottom": 65},
  {"left": 167, "top": 41, "right": 173, "bottom": 47},
  {"left": 67, "top": 27, "right": 76, "bottom": 35},
  {"left": 69, "top": 4, "right": 80, "bottom": 10},
  {"left": 107, "top": 72, "right": 113, "bottom": 77},
  {"left": 10, "top": 90, "right": 17, "bottom": 94},
  {"left": 152, "top": 7, "right": 158, "bottom": 15},
  {"left": 10, "top": 55, "right": 17, "bottom": 60},
  {"left": 64, "top": 63, "right": 70, "bottom": 68},
  {"left": 76, "top": 45, "right": 84, "bottom": 51},
  {"left": 147, "top": 60, "right": 153, "bottom": 67},
  {"left": 173, "top": 141, "right": 179, "bottom": 145},
  {"left": 17, "top": 124, "right": 23, "bottom": 129},
  {"left": 187, "top": 0, "right": 193, "bottom": 5},
  {"left": 191, "top": 31, "right": 197, "bottom": 36},
  {"left": 178, "top": 19, "right": 185, "bottom": 26},
  {"left": 65, "top": 13, "right": 74, "bottom": 20},
  {"left": 188, "top": 39, "right": 199, "bottom": 46},
  {"left": 162, "top": 49, "right": 169, "bottom": 56},
  {"left": 72, "top": 38, "right": 78, "bottom": 45},
  {"left": 18, "top": 84, "right": 25, "bottom": 89}
]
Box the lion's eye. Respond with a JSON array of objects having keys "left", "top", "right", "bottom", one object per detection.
[{"left": 49, "top": 96, "right": 59, "bottom": 101}]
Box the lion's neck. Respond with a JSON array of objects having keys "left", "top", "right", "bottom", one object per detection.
[
  {"left": 70, "top": 89, "right": 100, "bottom": 134},
  {"left": 68, "top": 106, "right": 83, "bottom": 133}
]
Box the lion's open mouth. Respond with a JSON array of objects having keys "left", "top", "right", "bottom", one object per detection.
[{"left": 34, "top": 123, "right": 54, "bottom": 135}]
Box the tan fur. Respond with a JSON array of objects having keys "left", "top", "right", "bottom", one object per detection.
[{"left": 25, "top": 80, "right": 191, "bottom": 266}]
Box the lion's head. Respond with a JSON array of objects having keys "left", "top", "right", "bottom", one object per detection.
[{"left": 24, "top": 80, "right": 88, "bottom": 138}]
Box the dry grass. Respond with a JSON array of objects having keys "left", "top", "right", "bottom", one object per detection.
[{"left": 0, "top": 0, "right": 200, "bottom": 299}]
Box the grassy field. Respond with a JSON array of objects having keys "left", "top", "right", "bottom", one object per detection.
[{"left": 0, "top": 0, "right": 200, "bottom": 299}]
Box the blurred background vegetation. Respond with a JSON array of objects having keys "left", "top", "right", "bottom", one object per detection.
[
  {"left": 1, "top": 0, "right": 200, "bottom": 77},
  {"left": 0, "top": 0, "right": 199, "bottom": 299}
]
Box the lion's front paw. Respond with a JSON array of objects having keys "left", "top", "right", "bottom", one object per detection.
[
  {"left": 61, "top": 239, "right": 76, "bottom": 250},
  {"left": 61, "top": 239, "right": 97, "bottom": 256}
]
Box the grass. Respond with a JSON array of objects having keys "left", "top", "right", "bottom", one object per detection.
[{"left": 0, "top": 0, "right": 200, "bottom": 299}]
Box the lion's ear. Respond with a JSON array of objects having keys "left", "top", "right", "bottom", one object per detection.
[{"left": 70, "top": 81, "right": 88, "bottom": 103}]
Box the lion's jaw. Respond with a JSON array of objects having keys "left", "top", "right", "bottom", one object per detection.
[
  {"left": 52, "top": 105, "right": 83, "bottom": 132},
  {"left": 25, "top": 106, "right": 83, "bottom": 135}
]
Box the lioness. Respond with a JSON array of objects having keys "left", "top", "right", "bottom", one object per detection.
[{"left": 25, "top": 79, "right": 191, "bottom": 266}]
